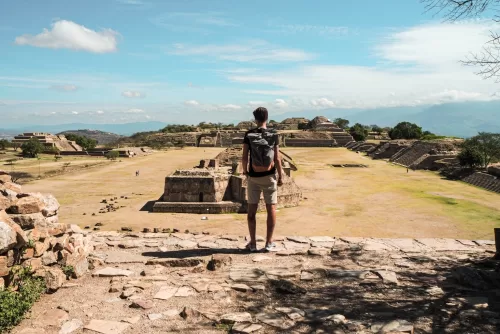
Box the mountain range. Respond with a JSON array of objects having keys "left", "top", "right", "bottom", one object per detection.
[{"left": 1, "top": 102, "right": 499, "bottom": 139}]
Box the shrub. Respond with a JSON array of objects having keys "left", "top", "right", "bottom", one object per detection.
[
  {"left": 65, "top": 134, "right": 98, "bottom": 150},
  {"left": 389, "top": 122, "right": 423, "bottom": 140},
  {"left": 333, "top": 118, "right": 350, "bottom": 129},
  {"left": 0, "top": 266, "right": 46, "bottom": 332},
  {"left": 21, "top": 138, "right": 44, "bottom": 158},
  {"left": 349, "top": 123, "right": 369, "bottom": 141},
  {"left": 62, "top": 266, "right": 75, "bottom": 279},
  {"left": 0, "top": 139, "right": 10, "bottom": 150},
  {"left": 105, "top": 151, "right": 120, "bottom": 160},
  {"left": 460, "top": 132, "right": 500, "bottom": 169},
  {"left": 458, "top": 146, "right": 483, "bottom": 168}
]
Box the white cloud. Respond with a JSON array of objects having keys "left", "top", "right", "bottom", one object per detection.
[
  {"left": 124, "top": 108, "right": 144, "bottom": 113},
  {"left": 15, "top": 20, "right": 118, "bottom": 53},
  {"left": 228, "top": 21, "right": 500, "bottom": 109},
  {"left": 274, "top": 99, "right": 288, "bottom": 108},
  {"left": 96, "top": 110, "right": 104, "bottom": 114},
  {"left": 248, "top": 101, "right": 266, "bottom": 106},
  {"left": 169, "top": 40, "right": 314, "bottom": 63},
  {"left": 71, "top": 111, "right": 79, "bottom": 115},
  {"left": 311, "top": 97, "right": 335, "bottom": 107},
  {"left": 220, "top": 104, "right": 242, "bottom": 110},
  {"left": 271, "top": 23, "right": 349, "bottom": 36},
  {"left": 151, "top": 12, "right": 237, "bottom": 33},
  {"left": 116, "top": 0, "right": 147, "bottom": 5},
  {"left": 122, "top": 90, "right": 145, "bottom": 98},
  {"left": 50, "top": 84, "right": 78, "bottom": 92},
  {"left": 184, "top": 100, "right": 200, "bottom": 106}
]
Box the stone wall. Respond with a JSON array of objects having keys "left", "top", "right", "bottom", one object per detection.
[
  {"left": 162, "top": 170, "right": 231, "bottom": 203},
  {"left": 462, "top": 172, "right": 500, "bottom": 194},
  {"left": 367, "top": 141, "right": 412, "bottom": 160},
  {"left": 284, "top": 139, "right": 336, "bottom": 147},
  {"left": 488, "top": 164, "right": 500, "bottom": 178},
  {"left": 0, "top": 170, "right": 93, "bottom": 292}
]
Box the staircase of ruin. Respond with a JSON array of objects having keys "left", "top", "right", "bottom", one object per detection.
[{"left": 462, "top": 172, "right": 500, "bottom": 194}]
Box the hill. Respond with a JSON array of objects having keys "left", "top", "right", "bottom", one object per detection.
[{"left": 57, "top": 130, "right": 123, "bottom": 145}]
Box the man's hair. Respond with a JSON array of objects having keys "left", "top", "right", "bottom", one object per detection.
[{"left": 253, "top": 107, "right": 268, "bottom": 123}]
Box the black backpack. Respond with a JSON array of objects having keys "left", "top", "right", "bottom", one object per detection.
[{"left": 246, "top": 128, "right": 278, "bottom": 169}]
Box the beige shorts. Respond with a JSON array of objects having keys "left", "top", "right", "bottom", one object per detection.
[{"left": 247, "top": 174, "right": 278, "bottom": 205}]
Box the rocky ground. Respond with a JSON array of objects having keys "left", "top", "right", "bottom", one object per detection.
[{"left": 12, "top": 233, "right": 500, "bottom": 334}]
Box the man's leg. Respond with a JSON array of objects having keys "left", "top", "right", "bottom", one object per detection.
[
  {"left": 265, "top": 204, "right": 276, "bottom": 244},
  {"left": 247, "top": 204, "right": 258, "bottom": 245}
]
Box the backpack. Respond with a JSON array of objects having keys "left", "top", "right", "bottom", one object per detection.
[{"left": 246, "top": 128, "right": 278, "bottom": 172}]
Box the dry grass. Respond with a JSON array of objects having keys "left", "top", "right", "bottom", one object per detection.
[{"left": 19, "top": 147, "right": 500, "bottom": 240}]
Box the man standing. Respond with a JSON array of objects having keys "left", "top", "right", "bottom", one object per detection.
[{"left": 242, "top": 107, "right": 283, "bottom": 252}]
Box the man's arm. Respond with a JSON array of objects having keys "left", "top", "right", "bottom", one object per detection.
[
  {"left": 242, "top": 143, "right": 249, "bottom": 176},
  {"left": 274, "top": 145, "right": 283, "bottom": 186}
]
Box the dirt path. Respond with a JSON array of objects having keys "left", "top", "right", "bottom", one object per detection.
[{"left": 22, "top": 147, "right": 500, "bottom": 240}]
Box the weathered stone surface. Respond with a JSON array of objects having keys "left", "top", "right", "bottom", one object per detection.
[
  {"left": 8, "top": 196, "right": 44, "bottom": 214},
  {"left": 163, "top": 309, "right": 180, "bottom": 318},
  {"left": 148, "top": 313, "right": 163, "bottom": 321},
  {"left": 0, "top": 220, "right": 16, "bottom": 253},
  {"left": 198, "top": 241, "right": 219, "bottom": 249},
  {"left": 121, "top": 316, "right": 141, "bottom": 324},
  {"left": 118, "top": 241, "right": 139, "bottom": 249},
  {"left": 309, "top": 236, "right": 335, "bottom": 243},
  {"left": 93, "top": 267, "right": 133, "bottom": 277},
  {"left": 232, "top": 323, "right": 262, "bottom": 333},
  {"left": 220, "top": 235, "right": 239, "bottom": 241},
  {"left": 375, "top": 270, "right": 399, "bottom": 285},
  {"left": 0, "top": 174, "right": 12, "bottom": 183},
  {"left": 120, "top": 288, "right": 136, "bottom": 299},
  {"left": 34, "top": 239, "right": 51, "bottom": 257},
  {"left": 2, "top": 181, "right": 22, "bottom": 193},
  {"left": 256, "top": 312, "right": 294, "bottom": 329},
  {"left": 266, "top": 267, "right": 301, "bottom": 279},
  {"left": 276, "top": 307, "right": 305, "bottom": 321},
  {"left": 231, "top": 283, "right": 252, "bottom": 292},
  {"left": 175, "top": 286, "right": 196, "bottom": 297},
  {"left": 41, "top": 308, "right": 69, "bottom": 327},
  {"left": 154, "top": 286, "right": 178, "bottom": 300},
  {"left": 277, "top": 249, "right": 308, "bottom": 256},
  {"left": 130, "top": 299, "right": 154, "bottom": 309},
  {"left": 300, "top": 271, "right": 315, "bottom": 281},
  {"left": 416, "top": 238, "right": 473, "bottom": 252},
  {"left": 190, "top": 282, "right": 209, "bottom": 293},
  {"left": 326, "top": 270, "right": 369, "bottom": 280},
  {"left": 371, "top": 320, "right": 414, "bottom": 333},
  {"left": 41, "top": 251, "right": 57, "bottom": 266},
  {"left": 179, "top": 307, "right": 203, "bottom": 320},
  {"left": 59, "top": 318, "right": 83, "bottom": 334},
  {"left": 252, "top": 255, "right": 272, "bottom": 262},
  {"left": 363, "top": 239, "right": 397, "bottom": 252},
  {"left": 105, "top": 251, "right": 147, "bottom": 264},
  {"left": 23, "top": 257, "right": 43, "bottom": 272},
  {"left": 475, "top": 240, "right": 495, "bottom": 246},
  {"left": 286, "top": 236, "right": 310, "bottom": 244},
  {"left": 45, "top": 268, "right": 66, "bottom": 291},
  {"left": 175, "top": 239, "right": 198, "bottom": 248},
  {"left": 146, "top": 258, "right": 204, "bottom": 267},
  {"left": 270, "top": 279, "right": 307, "bottom": 294},
  {"left": 220, "top": 312, "right": 253, "bottom": 324},
  {"left": 30, "top": 193, "right": 60, "bottom": 217},
  {"left": 0, "top": 256, "right": 9, "bottom": 276},
  {"left": 308, "top": 248, "right": 329, "bottom": 256},
  {"left": 84, "top": 320, "right": 130, "bottom": 334},
  {"left": 230, "top": 265, "right": 267, "bottom": 282}
]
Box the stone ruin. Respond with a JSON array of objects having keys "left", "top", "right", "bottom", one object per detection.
[
  {"left": 281, "top": 116, "right": 354, "bottom": 147},
  {"left": 152, "top": 148, "right": 302, "bottom": 214},
  {"left": 0, "top": 170, "right": 93, "bottom": 292},
  {"left": 275, "top": 117, "right": 309, "bottom": 130},
  {"left": 12, "top": 132, "right": 83, "bottom": 152}
]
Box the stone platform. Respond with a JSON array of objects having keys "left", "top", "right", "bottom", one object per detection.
[{"left": 12, "top": 232, "right": 500, "bottom": 334}]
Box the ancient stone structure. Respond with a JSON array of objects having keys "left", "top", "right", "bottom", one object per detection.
[
  {"left": 276, "top": 117, "right": 309, "bottom": 130},
  {"left": 368, "top": 141, "right": 412, "bottom": 160},
  {"left": 462, "top": 171, "right": 500, "bottom": 193},
  {"left": 12, "top": 132, "right": 82, "bottom": 152},
  {"left": 0, "top": 170, "right": 93, "bottom": 292},
  {"left": 388, "top": 140, "right": 461, "bottom": 170},
  {"left": 236, "top": 121, "right": 257, "bottom": 130},
  {"left": 197, "top": 132, "right": 222, "bottom": 147},
  {"left": 153, "top": 149, "right": 302, "bottom": 214}
]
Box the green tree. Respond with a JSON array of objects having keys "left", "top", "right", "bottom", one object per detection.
[
  {"left": 371, "top": 125, "right": 383, "bottom": 134},
  {"left": 105, "top": 151, "right": 120, "bottom": 160},
  {"left": 65, "top": 134, "right": 97, "bottom": 150},
  {"left": 388, "top": 122, "right": 423, "bottom": 140},
  {"left": 349, "top": 123, "right": 369, "bottom": 142},
  {"left": 333, "top": 118, "right": 350, "bottom": 129},
  {"left": 461, "top": 132, "right": 500, "bottom": 169},
  {"left": 21, "top": 138, "right": 44, "bottom": 158},
  {"left": 458, "top": 145, "right": 484, "bottom": 168},
  {"left": 0, "top": 139, "right": 10, "bottom": 150}
]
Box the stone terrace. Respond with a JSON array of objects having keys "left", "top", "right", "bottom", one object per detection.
[{"left": 12, "top": 232, "right": 500, "bottom": 334}]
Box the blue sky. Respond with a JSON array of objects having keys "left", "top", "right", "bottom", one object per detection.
[{"left": 1, "top": 0, "right": 499, "bottom": 125}]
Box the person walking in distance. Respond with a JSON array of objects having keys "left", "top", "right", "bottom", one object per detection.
[{"left": 242, "top": 107, "right": 283, "bottom": 252}]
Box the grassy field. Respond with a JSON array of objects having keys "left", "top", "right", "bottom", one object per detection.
[{"left": 17, "top": 147, "right": 500, "bottom": 240}]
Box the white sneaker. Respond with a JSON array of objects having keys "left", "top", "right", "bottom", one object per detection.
[{"left": 264, "top": 242, "right": 278, "bottom": 252}]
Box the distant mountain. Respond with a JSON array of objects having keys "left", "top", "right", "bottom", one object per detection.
[
  {"left": 58, "top": 130, "right": 123, "bottom": 145},
  {"left": 275, "top": 101, "right": 500, "bottom": 138},
  {"left": 0, "top": 121, "right": 167, "bottom": 136}
]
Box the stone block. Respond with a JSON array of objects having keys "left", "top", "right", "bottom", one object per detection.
[
  {"left": 10, "top": 212, "right": 46, "bottom": 229},
  {"left": 1, "top": 182, "right": 22, "bottom": 193},
  {"left": 0, "top": 174, "right": 12, "bottom": 183},
  {"left": 0, "top": 256, "right": 9, "bottom": 276},
  {"left": 0, "top": 220, "right": 16, "bottom": 253},
  {"left": 146, "top": 258, "right": 204, "bottom": 267},
  {"left": 34, "top": 239, "right": 51, "bottom": 257},
  {"left": 52, "top": 235, "right": 69, "bottom": 251},
  {"left": 0, "top": 196, "right": 12, "bottom": 211},
  {"left": 45, "top": 267, "right": 66, "bottom": 292},
  {"left": 29, "top": 193, "right": 60, "bottom": 217},
  {"left": 6, "top": 249, "right": 16, "bottom": 266},
  {"left": 23, "top": 257, "right": 43, "bottom": 272},
  {"left": 207, "top": 254, "right": 232, "bottom": 271},
  {"left": 7, "top": 196, "right": 45, "bottom": 215},
  {"left": 65, "top": 253, "right": 89, "bottom": 278},
  {"left": 22, "top": 248, "right": 34, "bottom": 259},
  {"left": 41, "top": 251, "right": 58, "bottom": 266}
]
